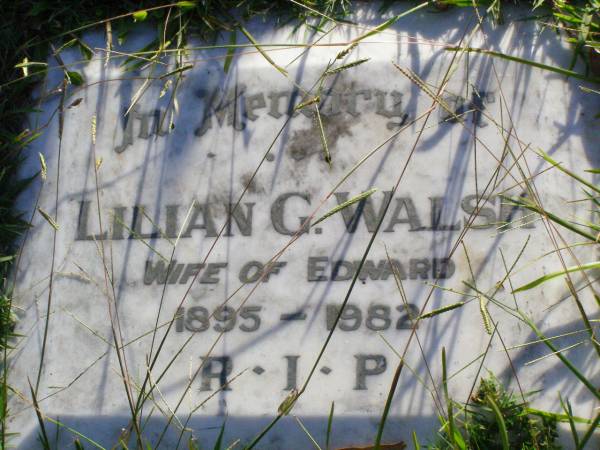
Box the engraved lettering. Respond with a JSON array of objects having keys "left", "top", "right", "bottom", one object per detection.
[
  {"left": 354, "top": 354, "right": 387, "bottom": 390},
  {"left": 200, "top": 356, "right": 232, "bottom": 391},
  {"left": 284, "top": 355, "right": 299, "bottom": 391}
]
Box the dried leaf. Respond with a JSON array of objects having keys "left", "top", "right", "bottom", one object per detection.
[
  {"left": 91, "top": 115, "right": 97, "bottom": 144},
  {"left": 67, "top": 98, "right": 83, "bottom": 109},
  {"left": 159, "top": 79, "right": 172, "bottom": 98},
  {"left": 315, "top": 108, "right": 331, "bottom": 166},
  {"left": 277, "top": 389, "right": 298, "bottom": 415},
  {"left": 295, "top": 96, "right": 320, "bottom": 111},
  {"left": 38, "top": 153, "right": 47, "bottom": 181},
  {"left": 38, "top": 207, "right": 59, "bottom": 230}
]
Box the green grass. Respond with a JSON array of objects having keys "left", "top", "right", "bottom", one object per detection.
[
  {"left": 431, "top": 375, "right": 561, "bottom": 450},
  {"left": 1, "top": 1, "right": 599, "bottom": 449}
]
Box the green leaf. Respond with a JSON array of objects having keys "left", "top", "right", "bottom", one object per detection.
[
  {"left": 0, "top": 255, "right": 14, "bottom": 263},
  {"left": 66, "top": 71, "right": 84, "bottom": 86},
  {"left": 188, "top": 436, "right": 200, "bottom": 450},
  {"left": 527, "top": 407, "right": 596, "bottom": 425},
  {"left": 15, "top": 58, "right": 47, "bottom": 77},
  {"left": 177, "top": 1, "right": 197, "bottom": 9},
  {"left": 513, "top": 261, "right": 600, "bottom": 293},
  {"left": 412, "top": 431, "right": 420, "bottom": 450},
  {"left": 223, "top": 31, "right": 237, "bottom": 74},
  {"left": 486, "top": 394, "right": 510, "bottom": 450},
  {"left": 325, "top": 402, "right": 334, "bottom": 450},
  {"left": 212, "top": 421, "right": 225, "bottom": 450},
  {"left": 559, "top": 394, "right": 580, "bottom": 448},
  {"left": 77, "top": 39, "right": 93, "bottom": 60},
  {"left": 133, "top": 10, "right": 148, "bottom": 22}
]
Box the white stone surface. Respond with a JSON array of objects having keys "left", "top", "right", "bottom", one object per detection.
[{"left": 9, "top": 4, "right": 600, "bottom": 449}]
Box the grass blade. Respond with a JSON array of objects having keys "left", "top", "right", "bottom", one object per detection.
[
  {"left": 351, "top": 2, "right": 430, "bottom": 44},
  {"left": 501, "top": 195, "right": 597, "bottom": 242},
  {"left": 519, "top": 312, "right": 600, "bottom": 401},
  {"left": 28, "top": 379, "right": 50, "bottom": 450},
  {"left": 159, "top": 64, "right": 194, "bottom": 79},
  {"left": 213, "top": 421, "right": 225, "bottom": 450},
  {"left": 485, "top": 393, "right": 509, "bottom": 450},
  {"left": 559, "top": 394, "right": 579, "bottom": 448},
  {"left": 577, "top": 412, "right": 600, "bottom": 450},
  {"left": 294, "top": 416, "right": 323, "bottom": 450},
  {"left": 441, "top": 348, "right": 456, "bottom": 449},
  {"left": 240, "top": 27, "right": 287, "bottom": 76},
  {"left": 445, "top": 47, "right": 600, "bottom": 82},
  {"left": 314, "top": 107, "right": 332, "bottom": 167},
  {"left": 326, "top": 402, "right": 334, "bottom": 450},
  {"left": 538, "top": 149, "right": 600, "bottom": 194},
  {"left": 513, "top": 261, "right": 600, "bottom": 293},
  {"left": 411, "top": 431, "right": 420, "bottom": 450},
  {"left": 223, "top": 31, "right": 237, "bottom": 73},
  {"left": 440, "top": 348, "right": 466, "bottom": 449}
]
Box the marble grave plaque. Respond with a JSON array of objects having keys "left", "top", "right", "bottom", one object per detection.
[{"left": 9, "top": 5, "right": 600, "bottom": 449}]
